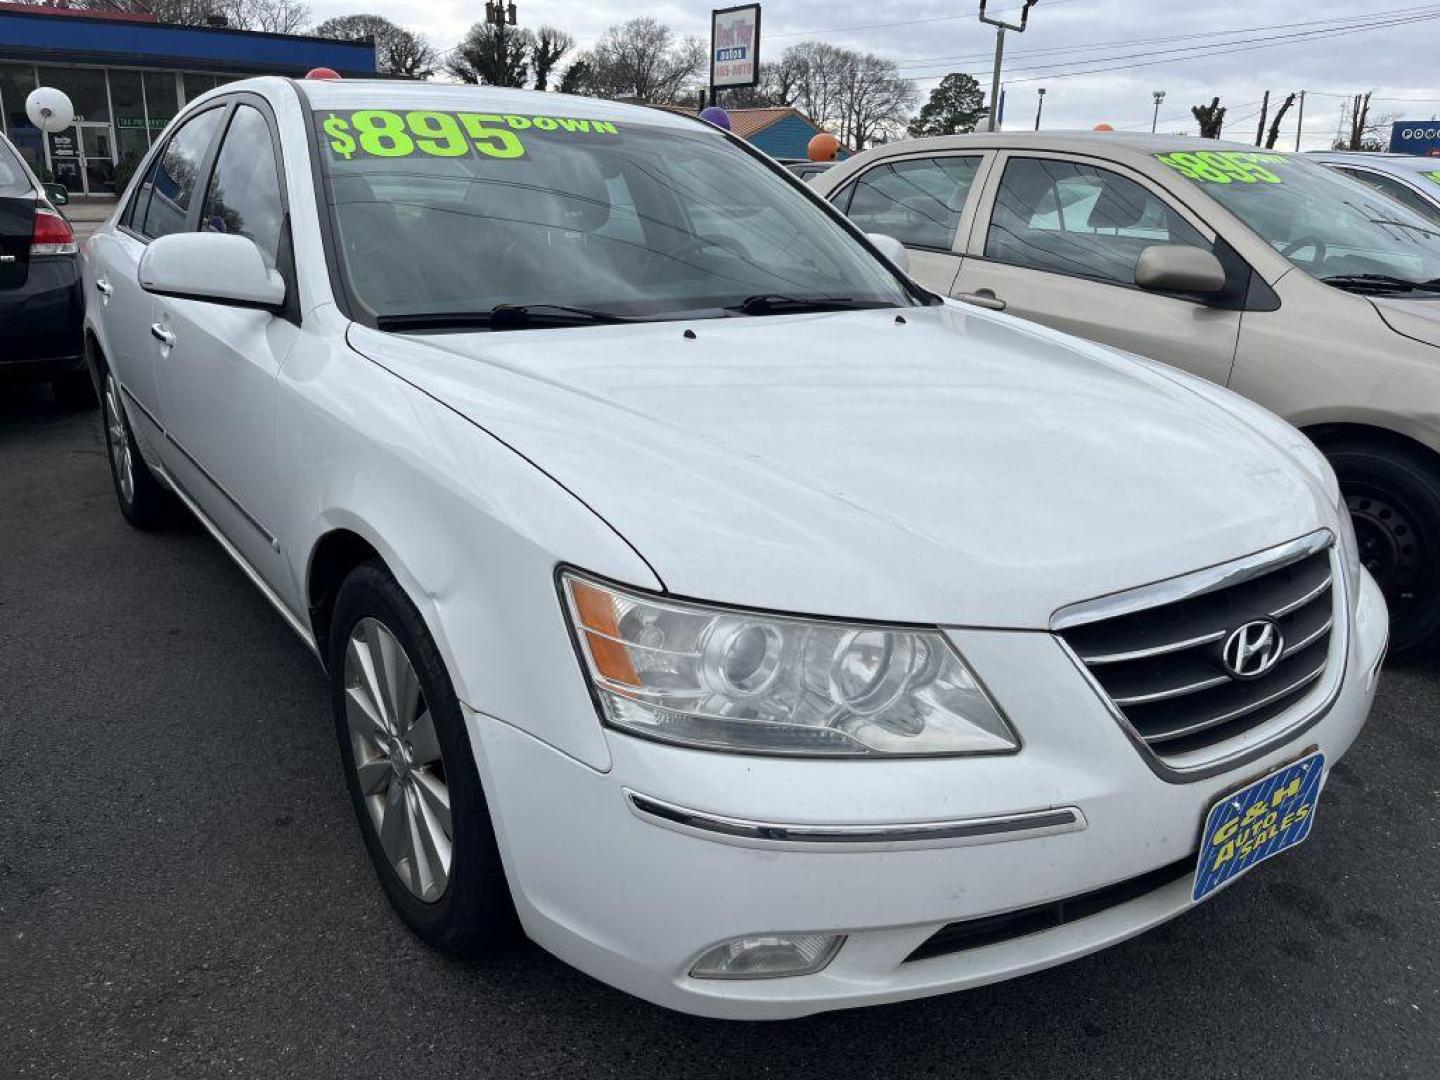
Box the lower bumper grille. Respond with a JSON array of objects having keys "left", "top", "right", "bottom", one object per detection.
[
  {"left": 1056, "top": 533, "right": 1338, "bottom": 764},
  {"left": 905, "top": 853, "right": 1195, "bottom": 963}
]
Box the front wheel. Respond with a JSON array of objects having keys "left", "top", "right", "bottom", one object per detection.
[
  {"left": 1328, "top": 439, "right": 1440, "bottom": 653},
  {"left": 329, "top": 562, "right": 516, "bottom": 953}
]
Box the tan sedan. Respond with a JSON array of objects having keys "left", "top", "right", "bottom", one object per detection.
[{"left": 812, "top": 132, "right": 1440, "bottom": 652}]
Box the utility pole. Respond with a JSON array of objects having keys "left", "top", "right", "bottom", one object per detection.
[
  {"left": 979, "top": 0, "right": 1038, "bottom": 133},
  {"left": 1294, "top": 89, "right": 1306, "bottom": 151},
  {"left": 1151, "top": 89, "right": 1165, "bottom": 133},
  {"left": 485, "top": 0, "right": 519, "bottom": 85},
  {"left": 1034, "top": 87, "right": 1046, "bottom": 130}
]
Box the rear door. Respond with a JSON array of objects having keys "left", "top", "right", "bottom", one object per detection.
[
  {"left": 91, "top": 104, "right": 226, "bottom": 439},
  {"left": 0, "top": 137, "right": 35, "bottom": 293},
  {"left": 828, "top": 152, "right": 990, "bottom": 295},
  {"left": 953, "top": 152, "right": 1243, "bottom": 387},
  {"left": 153, "top": 97, "right": 298, "bottom": 592}
]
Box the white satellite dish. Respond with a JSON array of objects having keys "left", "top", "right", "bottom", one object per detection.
[{"left": 25, "top": 87, "right": 75, "bottom": 134}]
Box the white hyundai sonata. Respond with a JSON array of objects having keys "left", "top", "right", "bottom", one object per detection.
[{"left": 83, "top": 78, "right": 1387, "bottom": 1019}]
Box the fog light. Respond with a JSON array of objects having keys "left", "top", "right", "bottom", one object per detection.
[{"left": 689, "top": 933, "right": 844, "bottom": 979}]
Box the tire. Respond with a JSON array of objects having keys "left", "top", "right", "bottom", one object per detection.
[
  {"left": 1327, "top": 438, "right": 1440, "bottom": 654},
  {"left": 52, "top": 368, "right": 97, "bottom": 409},
  {"left": 100, "top": 368, "right": 175, "bottom": 530},
  {"left": 329, "top": 561, "right": 517, "bottom": 954}
]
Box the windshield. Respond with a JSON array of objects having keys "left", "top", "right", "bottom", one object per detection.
[
  {"left": 313, "top": 107, "right": 913, "bottom": 326},
  {"left": 1156, "top": 149, "right": 1440, "bottom": 295}
]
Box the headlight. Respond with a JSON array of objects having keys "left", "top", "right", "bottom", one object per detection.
[{"left": 560, "top": 571, "right": 1018, "bottom": 757}]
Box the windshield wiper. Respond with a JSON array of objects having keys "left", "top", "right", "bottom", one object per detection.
[
  {"left": 376, "top": 303, "right": 641, "bottom": 332},
  {"left": 728, "top": 294, "right": 890, "bottom": 316},
  {"left": 1318, "top": 273, "right": 1440, "bottom": 296}
]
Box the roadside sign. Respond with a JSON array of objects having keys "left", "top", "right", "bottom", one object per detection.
[
  {"left": 1389, "top": 121, "right": 1440, "bottom": 156},
  {"left": 711, "top": 4, "right": 761, "bottom": 91}
]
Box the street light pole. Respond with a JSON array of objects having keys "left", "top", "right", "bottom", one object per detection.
[
  {"left": 1034, "top": 87, "right": 1046, "bottom": 130},
  {"left": 1151, "top": 90, "right": 1166, "bottom": 133},
  {"left": 980, "top": 0, "right": 1038, "bottom": 134}
]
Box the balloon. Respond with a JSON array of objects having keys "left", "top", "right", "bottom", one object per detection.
[
  {"left": 699, "top": 106, "right": 731, "bottom": 131},
  {"left": 25, "top": 87, "right": 74, "bottom": 134},
  {"left": 1093, "top": 123, "right": 1115, "bottom": 132},
  {"left": 808, "top": 132, "right": 841, "bottom": 161},
  {"left": 306, "top": 67, "right": 342, "bottom": 80}
]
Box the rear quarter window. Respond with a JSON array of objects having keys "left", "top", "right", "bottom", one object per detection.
[{"left": 0, "top": 137, "right": 32, "bottom": 197}]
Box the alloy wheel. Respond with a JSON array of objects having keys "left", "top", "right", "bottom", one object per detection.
[
  {"left": 103, "top": 374, "right": 134, "bottom": 505},
  {"left": 343, "top": 617, "right": 453, "bottom": 902}
]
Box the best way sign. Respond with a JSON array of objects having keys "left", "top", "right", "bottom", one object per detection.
[{"left": 711, "top": 4, "right": 761, "bottom": 90}]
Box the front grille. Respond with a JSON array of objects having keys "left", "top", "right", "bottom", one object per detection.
[
  {"left": 905, "top": 853, "right": 1195, "bottom": 963},
  {"left": 1058, "top": 541, "right": 1336, "bottom": 761}
]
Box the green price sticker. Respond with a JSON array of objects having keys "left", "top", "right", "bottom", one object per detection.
[
  {"left": 1423, "top": 169, "right": 1440, "bottom": 188},
  {"left": 1156, "top": 150, "right": 1288, "bottom": 185},
  {"left": 322, "top": 109, "right": 619, "bottom": 162}
]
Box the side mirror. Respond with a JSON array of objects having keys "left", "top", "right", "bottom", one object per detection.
[
  {"left": 1135, "top": 244, "right": 1226, "bottom": 296},
  {"left": 139, "top": 232, "right": 285, "bottom": 311},
  {"left": 866, "top": 232, "right": 910, "bottom": 274},
  {"left": 43, "top": 182, "right": 68, "bottom": 206}
]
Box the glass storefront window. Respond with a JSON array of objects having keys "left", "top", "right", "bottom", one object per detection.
[
  {"left": 37, "top": 66, "right": 109, "bottom": 124},
  {"left": 0, "top": 63, "right": 42, "bottom": 174},
  {"left": 144, "top": 71, "right": 180, "bottom": 129},
  {"left": 109, "top": 69, "right": 150, "bottom": 191}
]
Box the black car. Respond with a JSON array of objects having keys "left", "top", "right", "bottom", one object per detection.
[{"left": 0, "top": 130, "right": 90, "bottom": 407}]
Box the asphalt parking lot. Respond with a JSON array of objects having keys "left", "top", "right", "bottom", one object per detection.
[{"left": 2, "top": 386, "right": 1437, "bottom": 1080}]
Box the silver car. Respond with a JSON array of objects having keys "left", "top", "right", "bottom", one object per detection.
[
  {"left": 1308, "top": 150, "right": 1440, "bottom": 228},
  {"left": 811, "top": 132, "right": 1440, "bottom": 652}
]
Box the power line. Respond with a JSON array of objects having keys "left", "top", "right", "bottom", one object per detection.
[
  {"left": 898, "top": 9, "right": 1440, "bottom": 85},
  {"left": 894, "top": 3, "right": 1440, "bottom": 70},
  {"left": 765, "top": 0, "right": 1084, "bottom": 41}
]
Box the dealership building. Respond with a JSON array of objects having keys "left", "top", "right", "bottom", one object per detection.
[{"left": 0, "top": 3, "right": 374, "bottom": 196}]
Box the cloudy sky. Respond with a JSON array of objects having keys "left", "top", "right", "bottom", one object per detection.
[{"left": 308, "top": 0, "right": 1440, "bottom": 148}]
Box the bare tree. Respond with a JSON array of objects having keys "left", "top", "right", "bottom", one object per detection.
[
  {"left": 531, "top": 26, "right": 575, "bottom": 91},
  {"left": 221, "top": 0, "right": 308, "bottom": 33},
  {"left": 1265, "top": 93, "right": 1296, "bottom": 150},
  {"left": 448, "top": 23, "right": 532, "bottom": 88},
  {"left": 843, "top": 53, "right": 917, "bottom": 149},
  {"left": 1191, "top": 97, "right": 1226, "bottom": 139},
  {"left": 1338, "top": 91, "right": 1380, "bottom": 151},
  {"left": 573, "top": 18, "right": 704, "bottom": 103},
  {"left": 314, "top": 14, "right": 437, "bottom": 77}
]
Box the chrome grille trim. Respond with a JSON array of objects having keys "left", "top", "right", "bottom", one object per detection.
[
  {"left": 1112, "top": 674, "right": 1229, "bottom": 707},
  {"left": 1052, "top": 529, "right": 1348, "bottom": 784}
]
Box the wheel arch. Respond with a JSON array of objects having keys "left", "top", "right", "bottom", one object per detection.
[
  {"left": 306, "top": 526, "right": 386, "bottom": 665},
  {"left": 1302, "top": 420, "right": 1440, "bottom": 473}
]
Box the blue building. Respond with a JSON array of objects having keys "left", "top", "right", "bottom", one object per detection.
[{"left": 0, "top": 3, "right": 375, "bottom": 196}]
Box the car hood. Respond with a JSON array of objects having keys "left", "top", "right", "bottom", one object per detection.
[
  {"left": 1371, "top": 295, "right": 1440, "bottom": 348},
  {"left": 347, "top": 305, "right": 1332, "bottom": 628}
]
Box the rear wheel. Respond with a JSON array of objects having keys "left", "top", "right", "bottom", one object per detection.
[
  {"left": 329, "top": 562, "right": 516, "bottom": 953},
  {"left": 1327, "top": 438, "right": 1440, "bottom": 653},
  {"left": 52, "top": 369, "right": 96, "bottom": 409},
  {"left": 101, "top": 369, "right": 174, "bottom": 529}
]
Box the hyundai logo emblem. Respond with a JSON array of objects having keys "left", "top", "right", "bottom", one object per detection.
[{"left": 1221, "top": 619, "right": 1285, "bottom": 680}]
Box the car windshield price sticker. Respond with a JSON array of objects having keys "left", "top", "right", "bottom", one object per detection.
[
  {"left": 1423, "top": 169, "right": 1440, "bottom": 187},
  {"left": 1193, "top": 751, "right": 1324, "bottom": 902},
  {"left": 322, "top": 110, "right": 620, "bottom": 162},
  {"left": 1155, "top": 150, "right": 1290, "bottom": 185}
]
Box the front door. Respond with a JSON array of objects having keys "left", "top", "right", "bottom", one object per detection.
[
  {"left": 46, "top": 123, "right": 116, "bottom": 196},
  {"left": 954, "top": 152, "right": 1242, "bottom": 388}
]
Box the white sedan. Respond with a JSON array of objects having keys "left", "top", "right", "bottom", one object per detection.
[{"left": 83, "top": 77, "right": 1387, "bottom": 1019}]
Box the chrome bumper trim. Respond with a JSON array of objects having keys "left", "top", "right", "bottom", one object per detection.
[{"left": 624, "top": 790, "right": 1087, "bottom": 852}]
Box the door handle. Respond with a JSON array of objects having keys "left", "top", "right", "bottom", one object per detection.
[
  {"left": 956, "top": 289, "right": 1007, "bottom": 312},
  {"left": 150, "top": 323, "right": 175, "bottom": 347},
  {"left": 94, "top": 277, "right": 113, "bottom": 296}
]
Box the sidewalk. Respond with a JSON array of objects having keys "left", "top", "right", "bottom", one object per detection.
[{"left": 62, "top": 195, "right": 117, "bottom": 241}]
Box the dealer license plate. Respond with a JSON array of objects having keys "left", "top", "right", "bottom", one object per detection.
[{"left": 1193, "top": 751, "right": 1324, "bottom": 903}]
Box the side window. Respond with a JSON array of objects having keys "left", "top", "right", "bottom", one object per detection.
[
  {"left": 841, "top": 156, "right": 981, "bottom": 251},
  {"left": 1334, "top": 167, "right": 1440, "bottom": 228},
  {"left": 985, "top": 157, "right": 1208, "bottom": 286},
  {"left": 200, "top": 105, "right": 285, "bottom": 267},
  {"left": 137, "top": 106, "right": 224, "bottom": 241}
]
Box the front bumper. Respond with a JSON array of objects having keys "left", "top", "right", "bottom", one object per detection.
[
  {"left": 0, "top": 257, "right": 84, "bottom": 377},
  {"left": 468, "top": 570, "right": 1387, "bottom": 1020}
]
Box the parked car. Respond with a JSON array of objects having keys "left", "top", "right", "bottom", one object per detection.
[
  {"left": 1307, "top": 150, "right": 1440, "bottom": 227},
  {"left": 84, "top": 80, "right": 1385, "bottom": 1019},
  {"left": 783, "top": 159, "right": 835, "bottom": 182},
  {"left": 813, "top": 133, "right": 1440, "bottom": 652},
  {"left": 0, "top": 127, "right": 90, "bottom": 406}
]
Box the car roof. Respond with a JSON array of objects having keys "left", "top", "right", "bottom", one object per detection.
[
  {"left": 858, "top": 130, "right": 1280, "bottom": 157},
  {"left": 276, "top": 77, "right": 700, "bottom": 131},
  {"left": 1308, "top": 150, "right": 1440, "bottom": 175}
]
